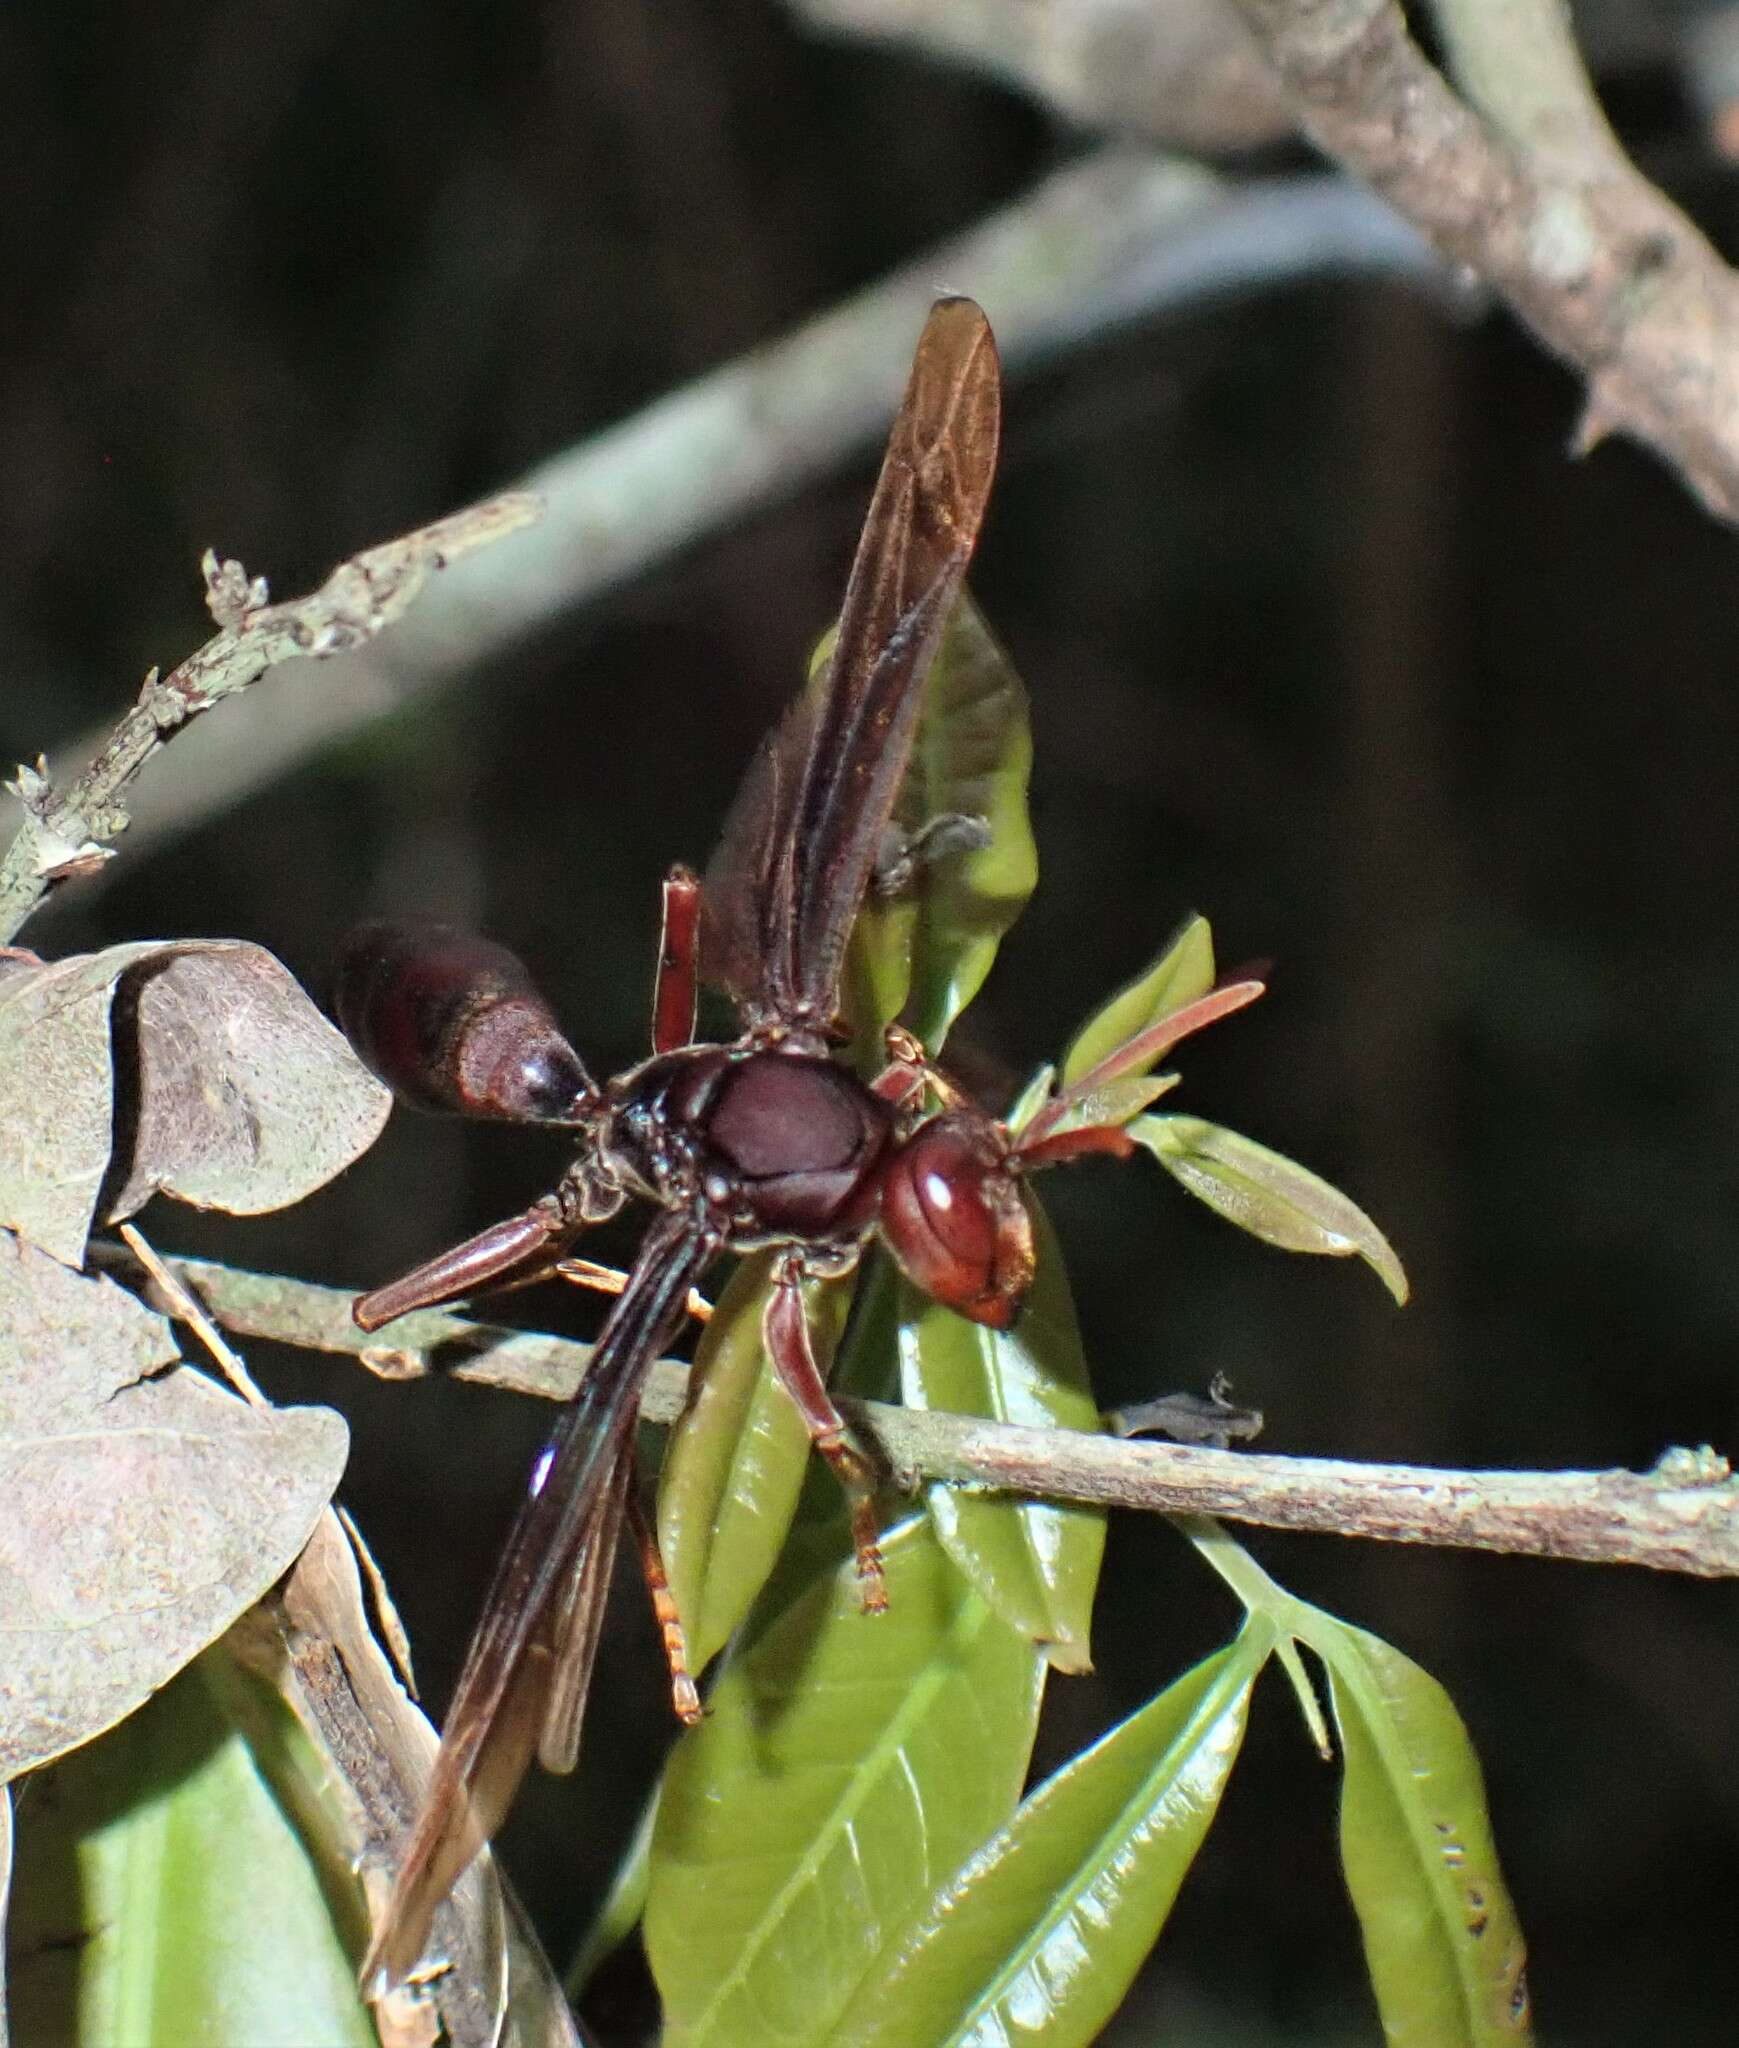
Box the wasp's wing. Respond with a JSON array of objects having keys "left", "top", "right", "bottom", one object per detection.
[
  {"left": 535, "top": 1442, "right": 631, "bottom": 1776},
  {"left": 701, "top": 297, "right": 1001, "bottom": 1036},
  {"left": 360, "top": 1210, "right": 719, "bottom": 1994}
]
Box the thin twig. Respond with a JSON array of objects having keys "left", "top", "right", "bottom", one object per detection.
[
  {"left": 118, "top": 1221, "right": 270, "bottom": 1409},
  {"left": 0, "top": 494, "right": 537, "bottom": 942},
  {"left": 111, "top": 1247, "right": 1739, "bottom": 1582},
  {"left": 42, "top": 151, "right": 1438, "bottom": 884}
]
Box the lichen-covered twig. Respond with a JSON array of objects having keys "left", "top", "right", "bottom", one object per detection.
[
  {"left": 52, "top": 150, "right": 1436, "bottom": 883},
  {"left": 115, "top": 1247, "right": 1739, "bottom": 1582},
  {"left": 0, "top": 493, "right": 536, "bottom": 942}
]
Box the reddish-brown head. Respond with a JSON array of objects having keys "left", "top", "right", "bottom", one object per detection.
[{"left": 879, "top": 1111, "right": 1034, "bottom": 1329}]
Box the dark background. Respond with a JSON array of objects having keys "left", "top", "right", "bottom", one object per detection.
[{"left": 6, "top": 5, "right": 1738, "bottom": 2042}]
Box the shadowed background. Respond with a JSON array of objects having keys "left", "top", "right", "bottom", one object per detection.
[{"left": 5, "top": 3, "right": 1738, "bottom": 2041}]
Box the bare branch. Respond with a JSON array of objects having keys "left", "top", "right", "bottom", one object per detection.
[
  {"left": 0, "top": 495, "right": 537, "bottom": 943},
  {"left": 46, "top": 150, "right": 1438, "bottom": 887},
  {"left": 799, "top": 0, "right": 1739, "bottom": 520},
  {"left": 1222, "top": 0, "right": 1739, "bottom": 516},
  {"left": 1431, "top": 0, "right": 1626, "bottom": 172},
  {"left": 119, "top": 1248, "right": 1739, "bottom": 1582},
  {"left": 787, "top": 0, "right": 1292, "bottom": 153}
]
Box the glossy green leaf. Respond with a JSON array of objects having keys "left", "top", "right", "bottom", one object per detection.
[
  {"left": 5, "top": 1654, "right": 372, "bottom": 2048},
  {"left": 1059, "top": 915, "right": 1214, "bottom": 1087},
  {"left": 645, "top": 1515, "right": 1045, "bottom": 2048},
  {"left": 833, "top": 1624, "right": 1270, "bottom": 2048},
  {"left": 842, "top": 594, "right": 1037, "bottom": 1054},
  {"left": 659, "top": 1255, "right": 851, "bottom": 1675},
  {"left": 565, "top": 1784, "right": 658, "bottom": 2000},
  {"left": 1129, "top": 1113, "right": 1410, "bottom": 1303},
  {"left": 1028, "top": 1070, "right": 1176, "bottom": 1140},
  {"left": 1185, "top": 1524, "right": 1531, "bottom": 2044},
  {"left": 1004, "top": 1063, "right": 1054, "bottom": 1137},
  {"left": 899, "top": 1204, "right": 1104, "bottom": 1674},
  {"left": 1324, "top": 1626, "right": 1533, "bottom": 2043}
]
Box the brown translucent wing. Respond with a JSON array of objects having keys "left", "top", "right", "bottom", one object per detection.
[
  {"left": 535, "top": 1443, "right": 631, "bottom": 1775},
  {"left": 361, "top": 1210, "right": 720, "bottom": 1993},
  {"left": 702, "top": 296, "right": 1002, "bottom": 1035}
]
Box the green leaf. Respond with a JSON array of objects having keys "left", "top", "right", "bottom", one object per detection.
[
  {"left": 1129, "top": 1113, "right": 1410, "bottom": 1303},
  {"left": 658, "top": 1256, "right": 851, "bottom": 1676},
  {"left": 1059, "top": 915, "right": 1215, "bottom": 1087},
  {"left": 5, "top": 1655, "right": 373, "bottom": 2048},
  {"left": 1028, "top": 1071, "right": 1175, "bottom": 1140},
  {"left": 1323, "top": 1626, "right": 1533, "bottom": 2043},
  {"left": 843, "top": 594, "right": 1037, "bottom": 1053},
  {"left": 1184, "top": 1525, "right": 1532, "bottom": 2044},
  {"left": 2, "top": 1784, "right": 14, "bottom": 2048},
  {"left": 564, "top": 1783, "right": 659, "bottom": 2000},
  {"left": 899, "top": 1204, "right": 1105, "bottom": 1674},
  {"left": 832, "top": 1624, "right": 1270, "bottom": 2048},
  {"left": 1004, "top": 1062, "right": 1054, "bottom": 1137},
  {"left": 645, "top": 1515, "right": 1045, "bottom": 2048}
]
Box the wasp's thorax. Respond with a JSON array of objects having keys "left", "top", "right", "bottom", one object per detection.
[{"left": 597, "top": 1043, "right": 896, "bottom": 1245}]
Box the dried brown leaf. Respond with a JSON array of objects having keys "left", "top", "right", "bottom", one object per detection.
[
  {"left": 0, "top": 939, "right": 388, "bottom": 1266},
  {"left": 0, "top": 1232, "right": 348, "bottom": 1780},
  {"left": 225, "top": 1513, "right": 583, "bottom": 2048},
  {"left": 106, "top": 942, "right": 391, "bottom": 1223}
]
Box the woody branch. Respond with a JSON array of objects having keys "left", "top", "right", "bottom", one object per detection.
[{"left": 117, "top": 1250, "right": 1739, "bottom": 1582}]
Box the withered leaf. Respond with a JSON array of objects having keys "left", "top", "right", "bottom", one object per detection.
[
  {"left": 225, "top": 1513, "right": 584, "bottom": 2048},
  {"left": 0, "top": 1232, "right": 348, "bottom": 1781},
  {"left": 0, "top": 939, "right": 389, "bottom": 1267}
]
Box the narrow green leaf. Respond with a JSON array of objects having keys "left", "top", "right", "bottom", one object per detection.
[
  {"left": 832, "top": 1624, "right": 1271, "bottom": 2048},
  {"left": 564, "top": 1783, "right": 659, "bottom": 2000},
  {"left": 1059, "top": 915, "right": 1215, "bottom": 1087},
  {"left": 1321, "top": 1625, "right": 1533, "bottom": 2044},
  {"left": 1004, "top": 1063, "right": 1055, "bottom": 1137},
  {"left": 843, "top": 594, "right": 1037, "bottom": 1054},
  {"left": 659, "top": 1255, "right": 850, "bottom": 1675},
  {"left": 1179, "top": 1516, "right": 1334, "bottom": 1756},
  {"left": 1183, "top": 1524, "right": 1531, "bottom": 2043},
  {"left": 1030, "top": 1070, "right": 1175, "bottom": 1140},
  {"left": 1129, "top": 1113, "right": 1410, "bottom": 1303},
  {"left": 899, "top": 1204, "right": 1105, "bottom": 1673},
  {"left": 645, "top": 1516, "right": 1045, "bottom": 2048},
  {"left": 5, "top": 1656, "right": 372, "bottom": 2048},
  {"left": 2, "top": 1785, "right": 13, "bottom": 2048}
]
